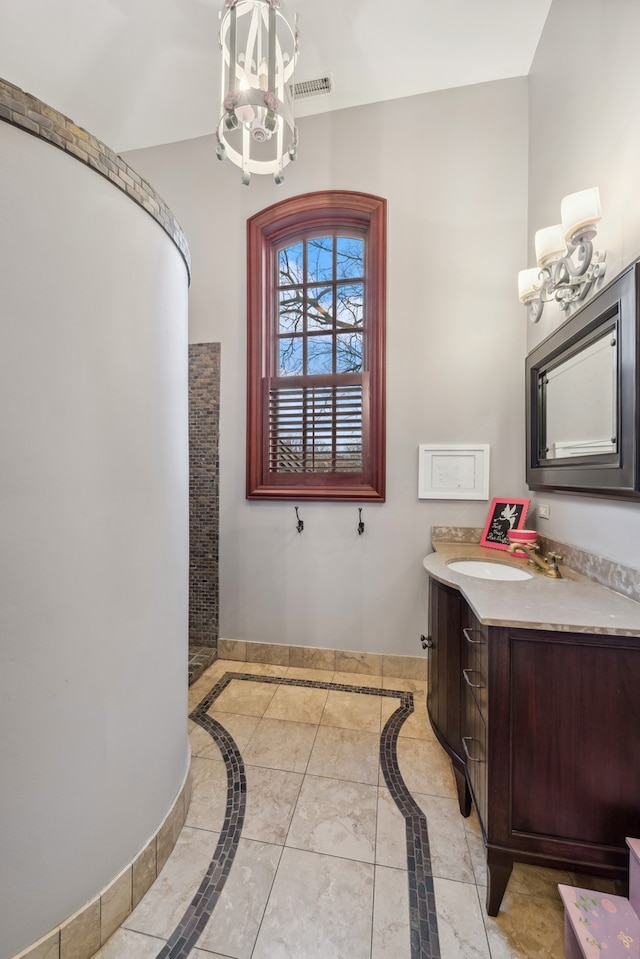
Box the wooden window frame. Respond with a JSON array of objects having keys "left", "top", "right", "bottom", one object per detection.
[{"left": 246, "top": 190, "right": 386, "bottom": 501}]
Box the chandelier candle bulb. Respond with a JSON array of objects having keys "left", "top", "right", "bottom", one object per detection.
[
  {"left": 535, "top": 224, "right": 567, "bottom": 267},
  {"left": 518, "top": 268, "right": 542, "bottom": 303},
  {"left": 561, "top": 187, "right": 602, "bottom": 243}
]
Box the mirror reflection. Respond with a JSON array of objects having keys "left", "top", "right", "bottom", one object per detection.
[{"left": 541, "top": 329, "right": 617, "bottom": 459}]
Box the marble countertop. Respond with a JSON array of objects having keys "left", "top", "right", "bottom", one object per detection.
[{"left": 423, "top": 542, "right": 640, "bottom": 636}]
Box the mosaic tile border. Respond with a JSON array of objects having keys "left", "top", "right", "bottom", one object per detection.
[
  {"left": 158, "top": 671, "right": 440, "bottom": 959},
  {"left": 381, "top": 698, "right": 440, "bottom": 955},
  {"left": 156, "top": 705, "right": 245, "bottom": 959}
]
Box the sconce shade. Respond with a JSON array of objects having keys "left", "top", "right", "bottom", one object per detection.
[
  {"left": 518, "top": 268, "right": 542, "bottom": 303},
  {"left": 535, "top": 224, "right": 567, "bottom": 267},
  {"left": 560, "top": 187, "right": 602, "bottom": 243},
  {"left": 217, "top": 0, "right": 298, "bottom": 185},
  {"left": 518, "top": 187, "right": 606, "bottom": 323}
]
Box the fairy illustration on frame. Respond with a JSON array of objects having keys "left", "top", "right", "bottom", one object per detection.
[{"left": 480, "top": 498, "right": 531, "bottom": 550}]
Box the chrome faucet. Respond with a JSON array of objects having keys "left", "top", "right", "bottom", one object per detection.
[{"left": 507, "top": 542, "right": 563, "bottom": 578}]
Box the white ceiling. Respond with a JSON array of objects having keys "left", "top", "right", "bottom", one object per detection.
[{"left": 0, "top": 0, "right": 552, "bottom": 154}]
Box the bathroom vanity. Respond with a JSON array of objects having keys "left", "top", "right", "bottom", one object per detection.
[{"left": 423, "top": 543, "right": 640, "bottom": 916}]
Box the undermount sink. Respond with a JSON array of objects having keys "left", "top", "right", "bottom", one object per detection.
[{"left": 446, "top": 560, "right": 533, "bottom": 581}]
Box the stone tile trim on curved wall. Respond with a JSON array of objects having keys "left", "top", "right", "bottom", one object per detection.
[
  {"left": 11, "top": 765, "right": 192, "bottom": 959},
  {"left": 0, "top": 76, "right": 191, "bottom": 283}
]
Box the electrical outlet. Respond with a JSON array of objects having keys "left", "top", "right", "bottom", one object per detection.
[{"left": 538, "top": 503, "right": 550, "bottom": 520}]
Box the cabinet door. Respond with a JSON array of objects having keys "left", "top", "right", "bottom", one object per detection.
[
  {"left": 427, "top": 577, "right": 463, "bottom": 756},
  {"left": 509, "top": 630, "right": 640, "bottom": 849}
]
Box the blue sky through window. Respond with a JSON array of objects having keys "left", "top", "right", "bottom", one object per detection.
[{"left": 277, "top": 234, "right": 365, "bottom": 376}]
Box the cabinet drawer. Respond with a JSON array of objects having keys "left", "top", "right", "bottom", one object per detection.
[
  {"left": 463, "top": 620, "right": 488, "bottom": 659},
  {"left": 462, "top": 621, "right": 488, "bottom": 718},
  {"left": 462, "top": 696, "right": 487, "bottom": 824},
  {"left": 462, "top": 662, "right": 487, "bottom": 716}
]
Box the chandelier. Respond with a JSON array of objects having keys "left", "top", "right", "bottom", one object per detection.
[
  {"left": 216, "top": 0, "right": 299, "bottom": 185},
  {"left": 518, "top": 188, "right": 606, "bottom": 323}
]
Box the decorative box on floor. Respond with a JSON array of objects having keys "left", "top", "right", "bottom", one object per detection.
[{"left": 559, "top": 838, "right": 640, "bottom": 958}]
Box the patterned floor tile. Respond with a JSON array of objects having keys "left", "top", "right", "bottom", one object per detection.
[
  {"left": 195, "top": 838, "right": 283, "bottom": 959},
  {"left": 251, "top": 846, "right": 375, "bottom": 959},
  {"left": 372, "top": 864, "right": 412, "bottom": 959},
  {"left": 241, "top": 764, "right": 303, "bottom": 844},
  {"left": 241, "top": 716, "right": 318, "bottom": 772},
  {"left": 306, "top": 724, "right": 381, "bottom": 785},
  {"left": 286, "top": 774, "right": 378, "bottom": 863},
  {"left": 112, "top": 669, "right": 495, "bottom": 959},
  {"left": 320, "top": 689, "right": 383, "bottom": 732},
  {"left": 94, "top": 928, "right": 166, "bottom": 958},
  {"left": 125, "top": 827, "right": 221, "bottom": 940}
]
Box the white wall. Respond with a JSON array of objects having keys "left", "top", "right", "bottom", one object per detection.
[
  {"left": 0, "top": 122, "right": 190, "bottom": 957},
  {"left": 527, "top": 0, "right": 640, "bottom": 568},
  {"left": 126, "top": 77, "right": 529, "bottom": 656}
]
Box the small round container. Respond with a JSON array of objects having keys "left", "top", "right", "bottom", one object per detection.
[{"left": 507, "top": 528, "right": 538, "bottom": 545}]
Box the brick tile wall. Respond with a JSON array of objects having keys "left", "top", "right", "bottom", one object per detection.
[{"left": 189, "top": 344, "right": 220, "bottom": 648}]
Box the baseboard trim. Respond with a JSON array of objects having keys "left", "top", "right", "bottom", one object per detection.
[
  {"left": 216, "top": 639, "right": 427, "bottom": 682},
  {"left": 13, "top": 759, "right": 193, "bottom": 959}
]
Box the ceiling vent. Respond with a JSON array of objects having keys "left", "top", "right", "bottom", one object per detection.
[{"left": 293, "top": 76, "right": 332, "bottom": 100}]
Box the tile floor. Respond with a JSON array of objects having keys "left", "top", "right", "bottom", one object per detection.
[
  {"left": 188, "top": 645, "right": 218, "bottom": 686},
  {"left": 93, "top": 659, "right": 614, "bottom": 959}
]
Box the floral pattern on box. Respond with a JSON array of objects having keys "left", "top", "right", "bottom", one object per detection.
[{"left": 558, "top": 884, "right": 640, "bottom": 956}]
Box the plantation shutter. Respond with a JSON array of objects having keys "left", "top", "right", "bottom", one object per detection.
[{"left": 266, "top": 373, "right": 367, "bottom": 475}]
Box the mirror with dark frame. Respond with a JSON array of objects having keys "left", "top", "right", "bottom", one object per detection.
[{"left": 526, "top": 259, "right": 640, "bottom": 499}]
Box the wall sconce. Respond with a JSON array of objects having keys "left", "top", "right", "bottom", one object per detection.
[
  {"left": 518, "top": 188, "right": 606, "bottom": 323},
  {"left": 217, "top": 0, "right": 299, "bottom": 186}
]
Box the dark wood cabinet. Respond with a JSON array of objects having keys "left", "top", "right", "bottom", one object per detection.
[
  {"left": 426, "top": 573, "right": 640, "bottom": 916},
  {"left": 460, "top": 607, "right": 487, "bottom": 828},
  {"left": 426, "top": 577, "right": 470, "bottom": 815}
]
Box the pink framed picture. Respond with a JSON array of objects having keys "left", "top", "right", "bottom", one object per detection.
[{"left": 480, "top": 497, "right": 531, "bottom": 551}]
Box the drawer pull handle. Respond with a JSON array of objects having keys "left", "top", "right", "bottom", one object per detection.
[
  {"left": 462, "top": 736, "right": 484, "bottom": 763},
  {"left": 463, "top": 667, "right": 485, "bottom": 689},
  {"left": 463, "top": 627, "right": 486, "bottom": 646}
]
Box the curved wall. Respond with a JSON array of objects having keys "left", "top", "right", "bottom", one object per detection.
[{"left": 0, "top": 100, "right": 190, "bottom": 957}]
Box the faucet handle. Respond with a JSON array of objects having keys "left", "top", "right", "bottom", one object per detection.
[{"left": 547, "top": 552, "right": 563, "bottom": 578}]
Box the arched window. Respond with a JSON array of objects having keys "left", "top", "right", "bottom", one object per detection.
[{"left": 246, "top": 191, "right": 386, "bottom": 501}]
